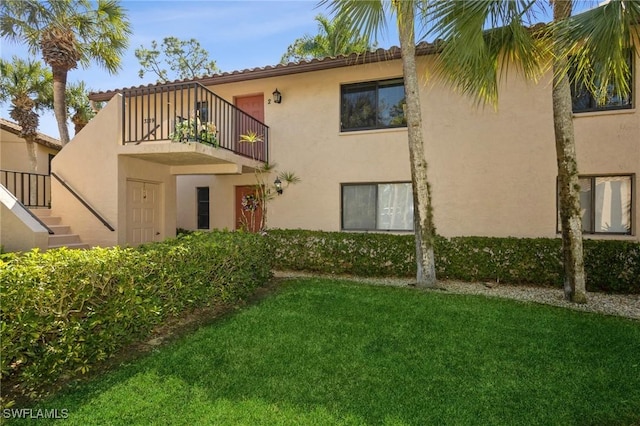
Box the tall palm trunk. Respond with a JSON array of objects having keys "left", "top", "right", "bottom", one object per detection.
[
  {"left": 9, "top": 101, "right": 39, "bottom": 172},
  {"left": 24, "top": 136, "right": 39, "bottom": 206},
  {"left": 396, "top": 1, "right": 437, "bottom": 287},
  {"left": 71, "top": 113, "right": 87, "bottom": 135},
  {"left": 23, "top": 139, "right": 38, "bottom": 172},
  {"left": 552, "top": 0, "right": 587, "bottom": 303},
  {"left": 52, "top": 67, "right": 71, "bottom": 145}
]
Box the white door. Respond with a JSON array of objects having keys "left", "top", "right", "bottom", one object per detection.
[{"left": 127, "top": 180, "right": 160, "bottom": 245}]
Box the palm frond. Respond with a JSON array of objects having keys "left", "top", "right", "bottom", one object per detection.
[
  {"left": 320, "top": 0, "right": 388, "bottom": 44},
  {"left": 426, "top": 0, "right": 547, "bottom": 106},
  {"left": 553, "top": 0, "right": 640, "bottom": 105}
]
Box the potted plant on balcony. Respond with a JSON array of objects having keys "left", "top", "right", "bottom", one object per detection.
[
  {"left": 200, "top": 122, "right": 218, "bottom": 147},
  {"left": 171, "top": 117, "right": 217, "bottom": 147}
]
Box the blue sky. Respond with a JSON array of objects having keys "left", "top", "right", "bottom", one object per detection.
[
  {"left": 0, "top": 0, "right": 401, "bottom": 138},
  {"left": 1, "top": 0, "right": 599, "bottom": 139}
]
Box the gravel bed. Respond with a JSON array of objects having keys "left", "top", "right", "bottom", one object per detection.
[{"left": 273, "top": 271, "right": 640, "bottom": 321}]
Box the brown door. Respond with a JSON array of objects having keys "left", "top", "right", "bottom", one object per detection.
[
  {"left": 235, "top": 94, "right": 265, "bottom": 159},
  {"left": 235, "top": 185, "right": 263, "bottom": 232}
]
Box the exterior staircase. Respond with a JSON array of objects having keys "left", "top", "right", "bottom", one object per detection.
[{"left": 30, "top": 209, "right": 90, "bottom": 250}]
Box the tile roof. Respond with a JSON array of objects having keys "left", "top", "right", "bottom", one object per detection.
[
  {"left": 88, "top": 42, "right": 440, "bottom": 102},
  {"left": 0, "top": 118, "right": 62, "bottom": 151}
]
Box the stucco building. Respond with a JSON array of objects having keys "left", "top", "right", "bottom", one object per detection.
[
  {"left": 0, "top": 119, "right": 62, "bottom": 251},
  {"left": 2, "top": 43, "right": 638, "bottom": 251}
]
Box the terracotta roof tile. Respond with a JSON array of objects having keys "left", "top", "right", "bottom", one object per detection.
[
  {"left": 89, "top": 42, "right": 439, "bottom": 102},
  {"left": 0, "top": 118, "right": 62, "bottom": 151}
]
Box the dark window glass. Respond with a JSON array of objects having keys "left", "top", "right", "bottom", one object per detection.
[
  {"left": 196, "top": 101, "right": 209, "bottom": 122},
  {"left": 571, "top": 52, "right": 633, "bottom": 113},
  {"left": 341, "top": 79, "right": 406, "bottom": 131},
  {"left": 197, "top": 187, "right": 210, "bottom": 230}
]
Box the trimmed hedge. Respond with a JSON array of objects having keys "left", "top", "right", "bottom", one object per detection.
[
  {"left": 0, "top": 231, "right": 271, "bottom": 401},
  {"left": 267, "top": 229, "right": 640, "bottom": 294}
]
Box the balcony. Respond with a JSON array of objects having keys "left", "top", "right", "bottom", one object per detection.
[{"left": 120, "top": 82, "right": 268, "bottom": 167}]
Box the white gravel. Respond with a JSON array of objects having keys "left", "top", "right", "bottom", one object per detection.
[{"left": 273, "top": 271, "right": 640, "bottom": 321}]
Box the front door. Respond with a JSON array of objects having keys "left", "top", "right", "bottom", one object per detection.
[
  {"left": 127, "top": 180, "right": 161, "bottom": 245},
  {"left": 235, "top": 94, "right": 265, "bottom": 159},
  {"left": 235, "top": 185, "right": 263, "bottom": 232}
]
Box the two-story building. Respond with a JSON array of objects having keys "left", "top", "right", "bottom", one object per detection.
[{"left": 2, "top": 42, "right": 637, "bottom": 251}]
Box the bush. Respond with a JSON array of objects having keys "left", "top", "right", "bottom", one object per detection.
[
  {"left": 0, "top": 231, "right": 271, "bottom": 401},
  {"left": 267, "top": 229, "right": 639, "bottom": 294}
]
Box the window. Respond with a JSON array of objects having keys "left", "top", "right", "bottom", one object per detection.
[
  {"left": 571, "top": 52, "right": 634, "bottom": 113},
  {"left": 341, "top": 78, "right": 407, "bottom": 132},
  {"left": 558, "top": 175, "right": 633, "bottom": 235},
  {"left": 342, "top": 182, "right": 414, "bottom": 231},
  {"left": 196, "top": 101, "right": 209, "bottom": 122},
  {"left": 197, "top": 187, "right": 210, "bottom": 230}
]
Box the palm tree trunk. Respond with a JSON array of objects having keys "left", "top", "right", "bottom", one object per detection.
[
  {"left": 52, "top": 66, "right": 71, "bottom": 145},
  {"left": 24, "top": 136, "right": 38, "bottom": 206},
  {"left": 24, "top": 139, "right": 38, "bottom": 172},
  {"left": 396, "top": 2, "right": 437, "bottom": 287},
  {"left": 552, "top": 0, "right": 587, "bottom": 303}
]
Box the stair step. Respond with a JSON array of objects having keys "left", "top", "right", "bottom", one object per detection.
[
  {"left": 49, "top": 234, "right": 82, "bottom": 245},
  {"left": 48, "top": 224, "right": 71, "bottom": 235},
  {"left": 39, "top": 215, "right": 61, "bottom": 226},
  {"left": 30, "top": 208, "right": 52, "bottom": 217},
  {"left": 30, "top": 208, "right": 89, "bottom": 250}
]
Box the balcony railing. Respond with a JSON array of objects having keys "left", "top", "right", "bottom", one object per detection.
[
  {"left": 121, "top": 82, "right": 268, "bottom": 162},
  {"left": 0, "top": 169, "right": 51, "bottom": 208}
]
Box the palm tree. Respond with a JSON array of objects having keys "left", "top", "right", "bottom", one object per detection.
[
  {"left": 0, "top": 0, "right": 131, "bottom": 145},
  {"left": 66, "top": 81, "right": 101, "bottom": 136},
  {"left": 322, "top": 0, "right": 437, "bottom": 287},
  {"left": 427, "top": 0, "right": 639, "bottom": 303},
  {"left": 0, "top": 56, "right": 53, "bottom": 173},
  {"left": 281, "top": 13, "right": 374, "bottom": 63}
]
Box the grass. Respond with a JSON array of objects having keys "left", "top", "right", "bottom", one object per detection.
[{"left": 8, "top": 278, "right": 640, "bottom": 425}]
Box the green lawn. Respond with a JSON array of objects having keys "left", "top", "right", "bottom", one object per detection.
[{"left": 9, "top": 278, "right": 640, "bottom": 425}]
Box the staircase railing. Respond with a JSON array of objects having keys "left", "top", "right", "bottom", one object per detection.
[
  {"left": 51, "top": 172, "right": 115, "bottom": 232},
  {"left": 0, "top": 169, "right": 51, "bottom": 208},
  {"left": 121, "top": 81, "right": 269, "bottom": 162}
]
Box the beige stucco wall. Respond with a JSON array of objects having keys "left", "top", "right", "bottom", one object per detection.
[
  {"left": 50, "top": 97, "right": 122, "bottom": 248},
  {"left": 0, "top": 128, "right": 59, "bottom": 174},
  {"left": 176, "top": 175, "right": 210, "bottom": 230},
  {"left": 50, "top": 95, "right": 177, "bottom": 248},
  {"left": 0, "top": 186, "right": 48, "bottom": 252},
  {"left": 172, "top": 53, "right": 638, "bottom": 241}
]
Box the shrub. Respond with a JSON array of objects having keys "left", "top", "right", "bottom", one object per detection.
[
  {"left": 0, "top": 231, "right": 271, "bottom": 401},
  {"left": 267, "top": 229, "right": 639, "bottom": 294}
]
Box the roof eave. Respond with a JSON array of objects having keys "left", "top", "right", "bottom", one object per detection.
[
  {"left": 0, "top": 119, "right": 62, "bottom": 150},
  {"left": 89, "top": 43, "right": 439, "bottom": 102}
]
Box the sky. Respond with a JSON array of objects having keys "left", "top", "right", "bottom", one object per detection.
[
  {"left": 0, "top": 0, "right": 600, "bottom": 140},
  {"left": 0, "top": 0, "right": 402, "bottom": 139}
]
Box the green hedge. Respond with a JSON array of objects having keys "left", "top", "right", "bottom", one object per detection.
[
  {"left": 0, "top": 231, "right": 271, "bottom": 401},
  {"left": 267, "top": 229, "right": 640, "bottom": 294}
]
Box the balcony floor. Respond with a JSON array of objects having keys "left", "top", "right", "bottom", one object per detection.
[{"left": 118, "top": 141, "right": 264, "bottom": 175}]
